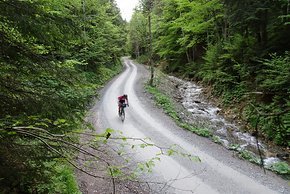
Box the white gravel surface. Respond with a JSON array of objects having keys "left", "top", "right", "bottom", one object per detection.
[{"left": 77, "top": 57, "right": 289, "bottom": 194}]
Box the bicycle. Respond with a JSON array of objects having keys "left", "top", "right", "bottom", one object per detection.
[{"left": 118, "top": 103, "right": 128, "bottom": 122}]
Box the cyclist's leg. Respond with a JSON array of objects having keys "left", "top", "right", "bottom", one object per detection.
[
  {"left": 122, "top": 107, "right": 125, "bottom": 116},
  {"left": 120, "top": 106, "right": 125, "bottom": 121},
  {"left": 119, "top": 100, "right": 125, "bottom": 114},
  {"left": 118, "top": 101, "right": 122, "bottom": 115}
]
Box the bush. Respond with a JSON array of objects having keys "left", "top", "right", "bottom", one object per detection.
[
  {"left": 136, "top": 55, "right": 150, "bottom": 65},
  {"left": 268, "top": 162, "right": 290, "bottom": 175}
]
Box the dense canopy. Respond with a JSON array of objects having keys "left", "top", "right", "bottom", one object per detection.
[{"left": 0, "top": 0, "right": 126, "bottom": 192}]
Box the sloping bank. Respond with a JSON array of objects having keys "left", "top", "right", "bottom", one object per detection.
[{"left": 146, "top": 69, "right": 290, "bottom": 177}]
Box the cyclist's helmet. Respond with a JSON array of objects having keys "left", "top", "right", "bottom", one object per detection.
[{"left": 123, "top": 94, "right": 128, "bottom": 98}]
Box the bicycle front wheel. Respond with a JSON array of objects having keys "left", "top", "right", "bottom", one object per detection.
[{"left": 120, "top": 108, "right": 125, "bottom": 122}]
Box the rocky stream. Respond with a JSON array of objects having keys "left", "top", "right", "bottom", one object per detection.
[{"left": 161, "top": 75, "right": 289, "bottom": 173}]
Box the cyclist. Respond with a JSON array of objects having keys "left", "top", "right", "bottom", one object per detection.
[{"left": 118, "top": 94, "right": 129, "bottom": 114}]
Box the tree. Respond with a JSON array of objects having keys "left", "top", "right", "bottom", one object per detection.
[
  {"left": 127, "top": 11, "right": 147, "bottom": 58},
  {"left": 0, "top": 0, "right": 126, "bottom": 192},
  {"left": 128, "top": 0, "right": 290, "bottom": 146},
  {"left": 140, "top": 0, "right": 155, "bottom": 86}
]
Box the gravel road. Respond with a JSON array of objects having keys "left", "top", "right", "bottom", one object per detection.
[{"left": 78, "top": 57, "right": 289, "bottom": 194}]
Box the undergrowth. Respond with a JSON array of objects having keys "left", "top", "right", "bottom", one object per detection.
[
  {"left": 229, "top": 144, "right": 290, "bottom": 177},
  {"left": 145, "top": 75, "right": 290, "bottom": 177},
  {"left": 145, "top": 84, "right": 212, "bottom": 138},
  {"left": 0, "top": 63, "right": 122, "bottom": 193},
  {"left": 37, "top": 160, "right": 80, "bottom": 194}
]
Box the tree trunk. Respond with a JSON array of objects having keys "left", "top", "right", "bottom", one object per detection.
[
  {"left": 192, "top": 47, "right": 195, "bottom": 62},
  {"left": 136, "top": 44, "right": 140, "bottom": 58},
  {"left": 148, "top": 13, "right": 154, "bottom": 86},
  {"left": 185, "top": 49, "right": 190, "bottom": 63},
  {"left": 257, "top": 9, "right": 268, "bottom": 47}
]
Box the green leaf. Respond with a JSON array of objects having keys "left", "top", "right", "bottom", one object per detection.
[
  {"left": 190, "top": 156, "right": 201, "bottom": 162},
  {"left": 167, "top": 149, "right": 174, "bottom": 156}
]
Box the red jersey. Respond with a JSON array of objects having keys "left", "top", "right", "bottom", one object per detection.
[{"left": 118, "top": 95, "right": 128, "bottom": 101}]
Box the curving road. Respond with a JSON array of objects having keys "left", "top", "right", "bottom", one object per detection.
[{"left": 96, "top": 58, "right": 289, "bottom": 194}]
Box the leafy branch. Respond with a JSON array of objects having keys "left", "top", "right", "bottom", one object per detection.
[{"left": 1, "top": 126, "right": 201, "bottom": 193}]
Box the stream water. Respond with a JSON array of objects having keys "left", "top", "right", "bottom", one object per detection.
[{"left": 168, "top": 76, "right": 287, "bottom": 168}]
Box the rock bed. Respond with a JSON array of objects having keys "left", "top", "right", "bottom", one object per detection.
[{"left": 159, "top": 75, "right": 287, "bottom": 168}]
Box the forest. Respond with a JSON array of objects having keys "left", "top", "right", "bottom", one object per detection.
[
  {"left": 0, "top": 0, "right": 126, "bottom": 192},
  {"left": 128, "top": 0, "right": 290, "bottom": 147},
  {"left": 1, "top": 0, "right": 290, "bottom": 193}
]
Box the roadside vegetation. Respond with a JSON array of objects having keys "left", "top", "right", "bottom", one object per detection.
[
  {"left": 133, "top": 0, "right": 290, "bottom": 176},
  {"left": 0, "top": 0, "right": 125, "bottom": 192},
  {"left": 146, "top": 73, "right": 290, "bottom": 176},
  {"left": 128, "top": 0, "right": 290, "bottom": 148},
  {"left": 146, "top": 82, "right": 212, "bottom": 138},
  {"left": 1, "top": 0, "right": 290, "bottom": 192}
]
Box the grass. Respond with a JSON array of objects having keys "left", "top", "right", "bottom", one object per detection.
[
  {"left": 229, "top": 144, "right": 290, "bottom": 176},
  {"left": 35, "top": 160, "right": 81, "bottom": 194},
  {"left": 45, "top": 64, "right": 123, "bottom": 193},
  {"left": 146, "top": 77, "right": 290, "bottom": 177},
  {"left": 146, "top": 84, "right": 212, "bottom": 138}
]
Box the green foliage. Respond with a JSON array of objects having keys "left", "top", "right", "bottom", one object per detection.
[
  {"left": 228, "top": 144, "right": 241, "bottom": 151},
  {"left": 257, "top": 52, "right": 290, "bottom": 94},
  {"left": 229, "top": 144, "right": 290, "bottom": 175},
  {"left": 0, "top": 0, "right": 125, "bottom": 192},
  {"left": 0, "top": 127, "right": 81, "bottom": 193},
  {"left": 146, "top": 85, "right": 180, "bottom": 121},
  {"left": 128, "top": 0, "right": 290, "bottom": 147},
  {"left": 212, "top": 135, "right": 222, "bottom": 144},
  {"left": 108, "top": 166, "right": 124, "bottom": 178},
  {"left": 136, "top": 54, "right": 150, "bottom": 64},
  {"left": 267, "top": 162, "right": 290, "bottom": 175},
  {"left": 91, "top": 128, "right": 200, "bottom": 181},
  {"left": 151, "top": 0, "right": 224, "bottom": 67},
  {"left": 246, "top": 102, "right": 290, "bottom": 146},
  {"left": 238, "top": 150, "right": 260, "bottom": 164},
  {"left": 229, "top": 144, "right": 260, "bottom": 164},
  {"left": 127, "top": 11, "right": 148, "bottom": 58},
  {"left": 188, "top": 126, "right": 212, "bottom": 137},
  {"left": 36, "top": 161, "right": 81, "bottom": 194},
  {"left": 146, "top": 84, "right": 212, "bottom": 138},
  {"left": 179, "top": 121, "right": 212, "bottom": 137}
]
